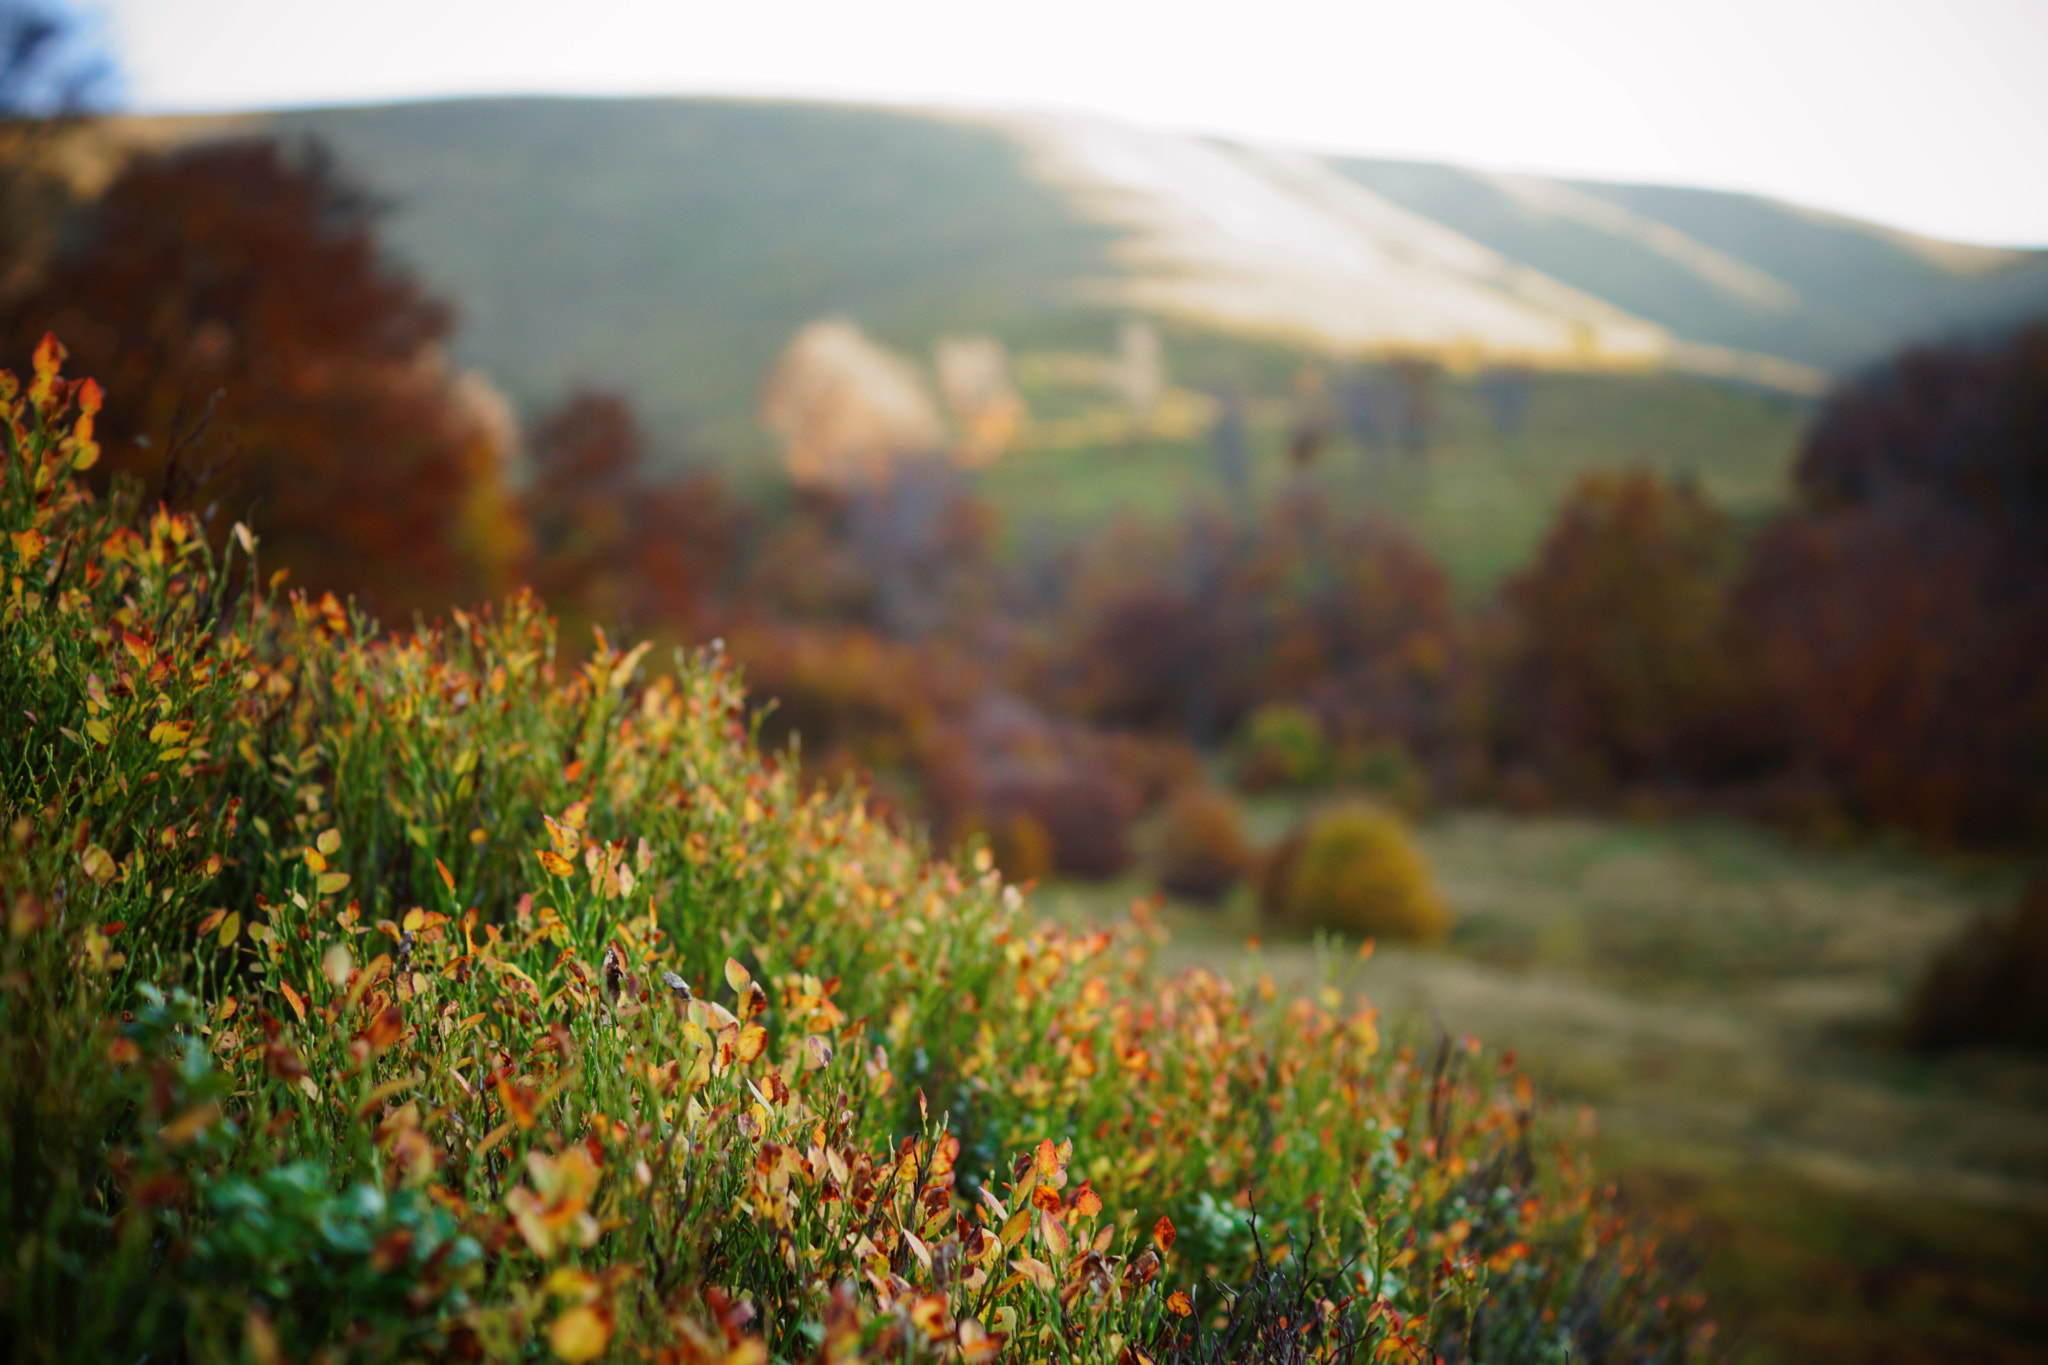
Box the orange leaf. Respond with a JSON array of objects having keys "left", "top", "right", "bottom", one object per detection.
[
  {"left": 360, "top": 1005, "right": 404, "bottom": 1052},
  {"left": 537, "top": 849, "right": 574, "bottom": 878},
  {"left": 1167, "top": 1290, "right": 1193, "bottom": 1317},
  {"left": 1153, "top": 1216, "right": 1176, "bottom": 1252},
  {"left": 1074, "top": 1186, "right": 1103, "bottom": 1219},
  {"left": 435, "top": 859, "right": 455, "bottom": 894},
  {"left": 736, "top": 1023, "right": 768, "bottom": 1064},
  {"left": 278, "top": 980, "right": 306, "bottom": 1023}
]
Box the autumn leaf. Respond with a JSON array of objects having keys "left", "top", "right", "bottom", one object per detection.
[
  {"left": 548, "top": 1304, "right": 612, "bottom": 1364},
  {"left": 359, "top": 1005, "right": 404, "bottom": 1052},
  {"left": 317, "top": 828, "right": 341, "bottom": 856},
  {"left": 316, "top": 871, "right": 351, "bottom": 896},
  {"left": 724, "top": 957, "right": 751, "bottom": 993},
  {"left": 79, "top": 845, "right": 116, "bottom": 885},
  {"left": 1153, "top": 1216, "right": 1176, "bottom": 1252},
  {"left": 1167, "top": 1290, "right": 1193, "bottom": 1317},
  {"left": 537, "top": 849, "right": 575, "bottom": 878}
]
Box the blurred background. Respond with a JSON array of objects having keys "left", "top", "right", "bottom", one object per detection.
[{"left": 4, "top": 1, "right": 2045, "bottom": 1359}]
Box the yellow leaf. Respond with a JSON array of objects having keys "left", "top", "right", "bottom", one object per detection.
[
  {"left": 548, "top": 1305, "right": 612, "bottom": 1363},
  {"left": 79, "top": 845, "right": 116, "bottom": 885},
  {"left": 218, "top": 911, "right": 241, "bottom": 947},
  {"left": 316, "top": 871, "right": 351, "bottom": 896},
  {"left": 1167, "top": 1291, "right": 1193, "bottom": 1317},
  {"left": 317, "top": 828, "right": 341, "bottom": 856},
  {"left": 537, "top": 849, "right": 574, "bottom": 878},
  {"left": 83, "top": 718, "right": 110, "bottom": 745},
  {"left": 724, "top": 957, "right": 751, "bottom": 993},
  {"left": 303, "top": 848, "right": 327, "bottom": 873},
  {"left": 736, "top": 1024, "right": 767, "bottom": 1064},
  {"left": 10, "top": 529, "right": 44, "bottom": 562},
  {"left": 402, "top": 907, "right": 425, "bottom": 932},
  {"left": 544, "top": 1267, "right": 600, "bottom": 1302}
]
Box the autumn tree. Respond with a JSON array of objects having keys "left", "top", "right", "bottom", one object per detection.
[
  {"left": 1490, "top": 470, "right": 1774, "bottom": 793},
  {"left": 1738, "top": 325, "right": 2048, "bottom": 844},
  {"left": 522, "top": 388, "right": 735, "bottom": 640},
  {"left": 2, "top": 136, "right": 521, "bottom": 616}
]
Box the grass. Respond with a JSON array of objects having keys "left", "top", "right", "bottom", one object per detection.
[
  {"left": 978, "top": 354, "right": 1808, "bottom": 604},
  {"left": 0, "top": 342, "right": 1714, "bottom": 1361},
  {"left": 1036, "top": 803, "right": 2048, "bottom": 1363}
]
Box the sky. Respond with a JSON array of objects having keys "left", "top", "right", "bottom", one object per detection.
[{"left": 100, "top": 0, "right": 2048, "bottom": 248}]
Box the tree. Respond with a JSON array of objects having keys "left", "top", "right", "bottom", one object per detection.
[
  {"left": 1491, "top": 471, "right": 1773, "bottom": 792},
  {"left": 1738, "top": 325, "right": 2048, "bottom": 844},
  {"left": 2, "top": 137, "right": 521, "bottom": 616},
  {"left": 523, "top": 388, "right": 735, "bottom": 639}
]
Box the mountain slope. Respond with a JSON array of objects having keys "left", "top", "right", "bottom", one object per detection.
[{"left": 99, "top": 96, "right": 2048, "bottom": 467}]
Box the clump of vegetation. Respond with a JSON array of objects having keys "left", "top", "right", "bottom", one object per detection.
[
  {"left": 1262, "top": 801, "right": 1453, "bottom": 943},
  {"left": 1232, "top": 703, "right": 1333, "bottom": 791},
  {"left": 1151, "top": 786, "right": 1253, "bottom": 904},
  {"left": 1339, "top": 739, "right": 1433, "bottom": 818},
  {"left": 0, "top": 339, "right": 1704, "bottom": 1361},
  {"left": 1906, "top": 878, "right": 2048, "bottom": 1052}
]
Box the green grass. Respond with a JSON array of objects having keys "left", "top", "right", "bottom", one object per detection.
[
  {"left": 978, "top": 352, "right": 1808, "bottom": 604},
  {"left": 1036, "top": 803, "right": 2047, "bottom": 1363}
]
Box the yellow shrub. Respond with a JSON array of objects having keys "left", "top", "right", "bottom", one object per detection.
[{"left": 1263, "top": 801, "right": 1451, "bottom": 942}]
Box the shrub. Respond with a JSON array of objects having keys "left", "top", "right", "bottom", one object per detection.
[
  {"left": 1906, "top": 878, "right": 2048, "bottom": 1052},
  {"left": 0, "top": 339, "right": 1707, "bottom": 1363},
  {"left": 1152, "top": 786, "right": 1253, "bottom": 904},
  {"left": 1232, "top": 702, "right": 1332, "bottom": 790},
  {"left": 1262, "top": 801, "right": 1452, "bottom": 943}
]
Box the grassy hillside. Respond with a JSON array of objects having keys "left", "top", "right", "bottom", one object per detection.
[
  {"left": 1335, "top": 158, "right": 2048, "bottom": 375},
  {"left": 983, "top": 341, "right": 1807, "bottom": 603},
  {"left": 185, "top": 97, "right": 2039, "bottom": 483},
  {"left": 262, "top": 98, "right": 1119, "bottom": 466},
  {"left": 0, "top": 330, "right": 1715, "bottom": 1361}
]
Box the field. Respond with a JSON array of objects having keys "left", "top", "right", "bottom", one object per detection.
[
  {"left": 1034, "top": 808, "right": 2048, "bottom": 1362},
  {"left": 979, "top": 351, "right": 1807, "bottom": 601}
]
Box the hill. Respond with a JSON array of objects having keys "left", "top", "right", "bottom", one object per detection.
[{"left": 86, "top": 97, "right": 2047, "bottom": 471}]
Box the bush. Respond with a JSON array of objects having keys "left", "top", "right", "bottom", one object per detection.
[
  {"left": 1152, "top": 786, "right": 1253, "bottom": 904},
  {"left": 1232, "top": 702, "right": 1332, "bottom": 790},
  {"left": 1906, "top": 878, "right": 2048, "bottom": 1052},
  {"left": 1262, "top": 801, "right": 1452, "bottom": 943},
  {"left": 0, "top": 340, "right": 1707, "bottom": 1363}
]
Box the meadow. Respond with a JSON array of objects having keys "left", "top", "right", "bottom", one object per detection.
[
  {"left": 1035, "top": 807, "right": 2048, "bottom": 1363},
  {"left": 979, "top": 352, "right": 1806, "bottom": 604}
]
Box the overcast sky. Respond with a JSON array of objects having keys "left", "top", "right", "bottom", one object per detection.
[{"left": 101, "top": 0, "right": 2048, "bottom": 248}]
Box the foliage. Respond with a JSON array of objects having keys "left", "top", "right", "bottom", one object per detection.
[
  {"left": 1231, "top": 703, "right": 1332, "bottom": 792},
  {"left": 1737, "top": 325, "right": 2048, "bottom": 847},
  {"left": 1905, "top": 877, "right": 2048, "bottom": 1053},
  {"left": 1149, "top": 787, "right": 1253, "bottom": 906},
  {"left": 1048, "top": 492, "right": 1471, "bottom": 776},
  {"left": 523, "top": 388, "right": 736, "bottom": 641},
  {"left": 1487, "top": 470, "right": 1772, "bottom": 796},
  {"left": 0, "top": 340, "right": 1709, "bottom": 1361},
  {"left": 0, "top": 137, "right": 522, "bottom": 617},
  {"left": 1262, "top": 802, "right": 1453, "bottom": 944}
]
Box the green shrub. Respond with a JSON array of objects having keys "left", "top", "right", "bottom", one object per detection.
[
  {"left": 1262, "top": 801, "right": 1452, "bottom": 943},
  {"left": 1231, "top": 702, "right": 1332, "bottom": 791},
  {"left": 1151, "top": 785, "right": 1252, "bottom": 904}
]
